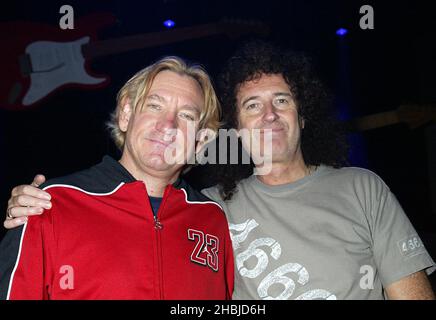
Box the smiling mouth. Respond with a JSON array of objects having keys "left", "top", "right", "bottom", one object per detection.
[
  {"left": 147, "top": 138, "right": 172, "bottom": 147},
  {"left": 259, "top": 128, "right": 284, "bottom": 133}
]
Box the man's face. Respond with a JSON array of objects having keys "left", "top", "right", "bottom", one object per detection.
[
  {"left": 120, "top": 70, "right": 204, "bottom": 176},
  {"left": 236, "top": 73, "right": 303, "bottom": 165}
]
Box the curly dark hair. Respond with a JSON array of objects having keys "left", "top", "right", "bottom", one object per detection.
[{"left": 215, "top": 39, "right": 349, "bottom": 200}]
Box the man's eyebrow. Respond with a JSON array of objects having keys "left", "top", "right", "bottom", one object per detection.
[
  {"left": 181, "top": 105, "right": 201, "bottom": 115},
  {"left": 273, "top": 92, "right": 293, "bottom": 98},
  {"left": 241, "top": 92, "right": 293, "bottom": 106},
  {"left": 241, "top": 96, "right": 260, "bottom": 107},
  {"left": 146, "top": 94, "right": 166, "bottom": 102}
]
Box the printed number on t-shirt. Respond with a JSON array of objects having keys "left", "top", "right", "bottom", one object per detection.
[
  {"left": 401, "top": 237, "right": 422, "bottom": 253},
  {"left": 229, "top": 219, "right": 336, "bottom": 300}
]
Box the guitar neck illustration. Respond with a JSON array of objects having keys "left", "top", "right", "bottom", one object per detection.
[{"left": 83, "top": 23, "right": 224, "bottom": 59}]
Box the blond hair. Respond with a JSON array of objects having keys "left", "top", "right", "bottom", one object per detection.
[{"left": 108, "top": 56, "right": 221, "bottom": 149}]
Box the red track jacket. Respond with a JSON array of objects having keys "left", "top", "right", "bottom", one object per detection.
[{"left": 0, "top": 156, "right": 234, "bottom": 299}]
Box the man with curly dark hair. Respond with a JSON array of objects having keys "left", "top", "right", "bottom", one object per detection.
[
  {"left": 4, "top": 40, "right": 436, "bottom": 300},
  {"left": 213, "top": 39, "right": 349, "bottom": 200},
  {"left": 202, "top": 40, "right": 435, "bottom": 299}
]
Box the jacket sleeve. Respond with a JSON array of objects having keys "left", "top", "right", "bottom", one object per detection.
[{"left": 0, "top": 215, "right": 50, "bottom": 300}]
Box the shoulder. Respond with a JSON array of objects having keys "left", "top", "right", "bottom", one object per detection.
[
  {"left": 40, "top": 168, "right": 117, "bottom": 195},
  {"left": 39, "top": 156, "right": 135, "bottom": 194},
  {"left": 201, "top": 185, "right": 221, "bottom": 202},
  {"left": 320, "top": 166, "right": 396, "bottom": 221},
  {"left": 322, "top": 166, "right": 390, "bottom": 192}
]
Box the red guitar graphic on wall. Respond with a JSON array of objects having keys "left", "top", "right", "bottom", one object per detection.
[{"left": 0, "top": 13, "right": 268, "bottom": 110}]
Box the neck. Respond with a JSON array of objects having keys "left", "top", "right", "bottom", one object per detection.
[
  {"left": 256, "top": 152, "right": 311, "bottom": 186},
  {"left": 119, "top": 155, "right": 179, "bottom": 197}
]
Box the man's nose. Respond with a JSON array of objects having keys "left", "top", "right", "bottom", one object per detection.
[
  {"left": 156, "top": 111, "right": 178, "bottom": 134},
  {"left": 262, "top": 103, "right": 279, "bottom": 123}
]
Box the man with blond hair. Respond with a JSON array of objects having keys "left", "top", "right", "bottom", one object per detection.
[{"left": 0, "top": 56, "right": 234, "bottom": 300}]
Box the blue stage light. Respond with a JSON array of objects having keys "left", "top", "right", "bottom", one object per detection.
[
  {"left": 163, "top": 20, "right": 175, "bottom": 28},
  {"left": 336, "top": 28, "right": 348, "bottom": 36}
]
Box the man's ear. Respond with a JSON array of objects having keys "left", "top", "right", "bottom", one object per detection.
[
  {"left": 118, "top": 99, "right": 133, "bottom": 133},
  {"left": 299, "top": 116, "right": 305, "bottom": 129}
]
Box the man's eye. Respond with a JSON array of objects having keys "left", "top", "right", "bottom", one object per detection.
[
  {"left": 246, "top": 103, "right": 259, "bottom": 110},
  {"left": 180, "top": 112, "right": 195, "bottom": 121},
  {"left": 274, "top": 98, "right": 293, "bottom": 109},
  {"left": 147, "top": 104, "right": 161, "bottom": 110}
]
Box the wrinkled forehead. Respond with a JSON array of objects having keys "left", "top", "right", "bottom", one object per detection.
[
  {"left": 237, "top": 73, "right": 292, "bottom": 101},
  {"left": 146, "top": 70, "right": 205, "bottom": 107}
]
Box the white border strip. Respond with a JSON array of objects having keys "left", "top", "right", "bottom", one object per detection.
[
  {"left": 42, "top": 182, "right": 125, "bottom": 195},
  {"left": 6, "top": 222, "right": 28, "bottom": 300},
  {"left": 180, "top": 187, "right": 223, "bottom": 211}
]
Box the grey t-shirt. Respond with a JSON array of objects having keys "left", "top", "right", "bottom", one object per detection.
[{"left": 202, "top": 165, "right": 435, "bottom": 300}]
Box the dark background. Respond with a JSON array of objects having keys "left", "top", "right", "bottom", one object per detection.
[{"left": 0, "top": 0, "right": 435, "bottom": 284}]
